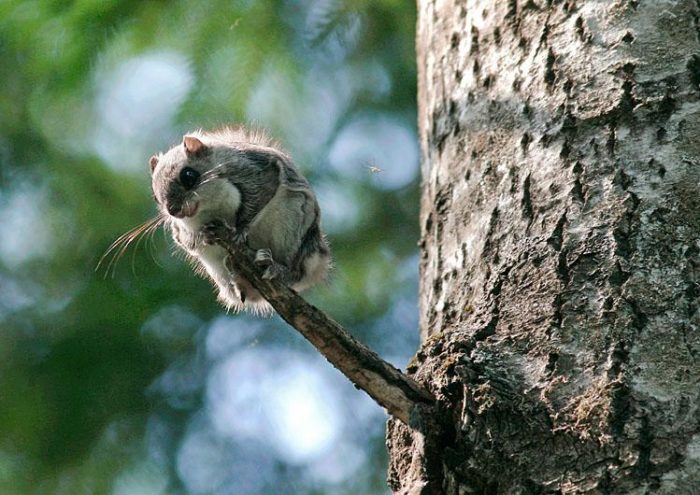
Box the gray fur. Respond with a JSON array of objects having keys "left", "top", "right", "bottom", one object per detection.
[{"left": 150, "top": 127, "right": 331, "bottom": 314}]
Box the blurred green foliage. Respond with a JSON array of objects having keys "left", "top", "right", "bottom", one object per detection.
[{"left": 0, "top": 1, "right": 418, "bottom": 493}]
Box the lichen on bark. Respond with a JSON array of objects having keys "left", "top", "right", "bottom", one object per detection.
[{"left": 388, "top": 1, "right": 700, "bottom": 493}]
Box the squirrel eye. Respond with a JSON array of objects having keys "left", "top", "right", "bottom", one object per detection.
[{"left": 179, "top": 167, "right": 200, "bottom": 190}]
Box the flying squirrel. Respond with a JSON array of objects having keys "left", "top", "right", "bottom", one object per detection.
[{"left": 148, "top": 126, "right": 331, "bottom": 314}]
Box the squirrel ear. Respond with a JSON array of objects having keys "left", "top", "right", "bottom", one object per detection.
[
  {"left": 183, "top": 135, "right": 206, "bottom": 156},
  {"left": 149, "top": 155, "right": 159, "bottom": 173}
]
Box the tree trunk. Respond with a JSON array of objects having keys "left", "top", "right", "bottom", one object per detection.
[{"left": 387, "top": 1, "right": 700, "bottom": 493}]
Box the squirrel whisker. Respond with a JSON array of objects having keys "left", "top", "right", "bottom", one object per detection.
[{"left": 96, "top": 215, "right": 165, "bottom": 278}]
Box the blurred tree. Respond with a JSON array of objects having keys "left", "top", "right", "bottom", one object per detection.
[
  {"left": 0, "top": 1, "right": 419, "bottom": 494},
  {"left": 388, "top": 1, "right": 700, "bottom": 493}
]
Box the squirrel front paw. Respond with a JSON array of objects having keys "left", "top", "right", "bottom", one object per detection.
[
  {"left": 200, "top": 220, "right": 239, "bottom": 246},
  {"left": 254, "top": 249, "right": 290, "bottom": 281},
  {"left": 232, "top": 228, "right": 248, "bottom": 246}
]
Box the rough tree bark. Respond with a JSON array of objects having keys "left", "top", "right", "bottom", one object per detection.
[{"left": 387, "top": 1, "right": 700, "bottom": 493}]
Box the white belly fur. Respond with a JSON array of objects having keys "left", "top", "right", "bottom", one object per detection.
[
  {"left": 196, "top": 244, "right": 230, "bottom": 285},
  {"left": 172, "top": 178, "right": 243, "bottom": 307}
]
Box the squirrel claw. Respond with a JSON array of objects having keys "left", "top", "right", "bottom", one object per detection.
[
  {"left": 200, "top": 224, "right": 219, "bottom": 246},
  {"left": 232, "top": 229, "right": 249, "bottom": 246}
]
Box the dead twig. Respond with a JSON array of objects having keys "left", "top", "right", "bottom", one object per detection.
[{"left": 218, "top": 229, "right": 434, "bottom": 425}]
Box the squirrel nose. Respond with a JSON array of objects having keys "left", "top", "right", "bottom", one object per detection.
[{"left": 167, "top": 204, "right": 182, "bottom": 217}]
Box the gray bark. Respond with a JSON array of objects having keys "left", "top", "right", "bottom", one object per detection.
[{"left": 387, "top": 1, "right": 700, "bottom": 493}]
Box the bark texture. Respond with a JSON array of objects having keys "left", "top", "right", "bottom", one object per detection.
[{"left": 387, "top": 1, "right": 700, "bottom": 493}]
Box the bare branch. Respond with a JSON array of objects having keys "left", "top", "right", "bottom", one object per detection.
[{"left": 218, "top": 232, "right": 434, "bottom": 425}]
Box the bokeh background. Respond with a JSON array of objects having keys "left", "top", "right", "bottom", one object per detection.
[{"left": 0, "top": 1, "right": 419, "bottom": 493}]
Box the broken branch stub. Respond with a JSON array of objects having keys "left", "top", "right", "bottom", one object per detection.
[{"left": 217, "top": 229, "right": 434, "bottom": 425}]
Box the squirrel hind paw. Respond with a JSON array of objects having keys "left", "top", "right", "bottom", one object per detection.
[{"left": 254, "top": 248, "right": 274, "bottom": 266}]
